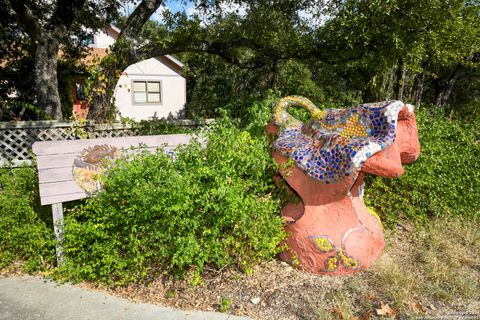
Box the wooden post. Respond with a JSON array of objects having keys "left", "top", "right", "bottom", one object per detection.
[{"left": 51, "top": 203, "right": 65, "bottom": 266}]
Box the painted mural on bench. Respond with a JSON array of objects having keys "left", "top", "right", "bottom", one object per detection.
[
  {"left": 267, "top": 96, "right": 421, "bottom": 275},
  {"left": 73, "top": 145, "right": 122, "bottom": 194}
]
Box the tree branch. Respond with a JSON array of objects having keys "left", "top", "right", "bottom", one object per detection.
[
  {"left": 118, "top": 0, "right": 164, "bottom": 42},
  {"left": 139, "top": 35, "right": 269, "bottom": 69},
  {"left": 49, "top": 0, "right": 88, "bottom": 36},
  {"left": 4, "top": 0, "right": 42, "bottom": 40}
]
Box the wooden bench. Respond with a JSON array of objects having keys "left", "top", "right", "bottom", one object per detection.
[{"left": 32, "top": 134, "right": 194, "bottom": 264}]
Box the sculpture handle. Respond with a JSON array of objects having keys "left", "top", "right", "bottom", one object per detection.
[{"left": 272, "top": 96, "right": 324, "bottom": 128}]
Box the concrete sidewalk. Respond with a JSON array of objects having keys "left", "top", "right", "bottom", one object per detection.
[{"left": 0, "top": 276, "right": 251, "bottom": 320}]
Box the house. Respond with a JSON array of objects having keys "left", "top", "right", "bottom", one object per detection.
[{"left": 73, "top": 25, "right": 186, "bottom": 121}]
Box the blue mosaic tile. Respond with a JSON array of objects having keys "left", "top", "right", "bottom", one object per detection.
[{"left": 273, "top": 97, "right": 407, "bottom": 184}]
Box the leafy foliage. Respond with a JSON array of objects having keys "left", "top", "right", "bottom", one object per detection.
[
  {"left": 60, "top": 106, "right": 286, "bottom": 284},
  {"left": 0, "top": 0, "right": 123, "bottom": 120},
  {"left": 0, "top": 166, "right": 55, "bottom": 271},
  {"left": 319, "top": 0, "right": 480, "bottom": 104},
  {"left": 365, "top": 107, "right": 480, "bottom": 225}
]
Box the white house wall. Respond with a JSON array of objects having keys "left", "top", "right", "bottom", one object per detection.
[
  {"left": 114, "top": 57, "right": 186, "bottom": 121},
  {"left": 91, "top": 29, "right": 116, "bottom": 48}
]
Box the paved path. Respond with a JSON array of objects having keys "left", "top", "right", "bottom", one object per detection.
[{"left": 0, "top": 276, "right": 250, "bottom": 320}]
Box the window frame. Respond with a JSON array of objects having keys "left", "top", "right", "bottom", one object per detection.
[{"left": 131, "top": 80, "right": 163, "bottom": 105}]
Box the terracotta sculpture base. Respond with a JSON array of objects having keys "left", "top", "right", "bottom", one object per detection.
[
  {"left": 277, "top": 168, "right": 384, "bottom": 274},
  {"left": 274, "top": 150, "right": 384, "bottom": 275}
]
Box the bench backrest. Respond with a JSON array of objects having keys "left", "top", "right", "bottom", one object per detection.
[{"left": 32, "top": 134, "right": 193, "bottom": 205}]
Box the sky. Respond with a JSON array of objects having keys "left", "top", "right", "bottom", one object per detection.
[
  {"left": 124, "top": 1, "right": 195, "bottom": 20},
  {"left": 123, "top": 1, "right": 327, "bottom": 26},
  {"left": 123, "top": 0, "right": 251, "bottom": 26}
]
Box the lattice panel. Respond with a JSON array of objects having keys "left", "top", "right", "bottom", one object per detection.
[
  {"left": 0, "top": 129, "right": 34, "bottom": 162},
  {"left": 36, "top": 127, "right": 78, "bottom": 141},
  {"left": 0, "top": 120, "right": 201, "bottom": 167},
  {"left": 0, "top": 125, "right": 140, "bottom": 166},
  {"left": 90, "top": 128, "right": 140, "bottom": 138}
]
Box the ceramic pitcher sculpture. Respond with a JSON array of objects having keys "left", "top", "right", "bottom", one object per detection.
[{"left": 267, "top": 96, "right": 420, "bottom": 275}]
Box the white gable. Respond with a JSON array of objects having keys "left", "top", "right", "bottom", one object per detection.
[
  {"left": 123, "top": 57, "right": 179, "bottom": 76},
  {"left": 89, "top": 26, "right": 119, "bottom": 49}
]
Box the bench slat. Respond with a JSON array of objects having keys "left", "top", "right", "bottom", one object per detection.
[
  {"left": 39, "top": 181, "right": 85, "bottom": 198},
  {"left": 32, "top": 134, "right": 193, "bottom": 156},
  {"left": 36, "top": 146, "right": 176, "bottom": 171},
  {"left": 38, "top": 167, "right": 74, "bottom": 184},
  {"left": 37, "top": 154, "right": 78, "bottom": 170},
  {"left": 41, "top": 192, "right": 88, "bottom": 206}
]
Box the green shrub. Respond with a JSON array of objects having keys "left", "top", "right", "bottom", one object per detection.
[
  {"left": 61, "top": 112, "right": 285, "bottom": 284},
  {"left": 0, "top": 166, "right": 55, "bottom": 271},
  {"left": 122, "top": 118, "right": 195, "bottom": 136},
  {"left": 365, "top": 108, "right": 480, "bottom": 224}
]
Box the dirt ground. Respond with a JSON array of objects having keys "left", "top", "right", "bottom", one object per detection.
[{"left": 76, "top": 217, "right": 479, "bottom": 320}]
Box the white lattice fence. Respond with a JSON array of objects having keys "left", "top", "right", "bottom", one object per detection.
[{"left": 0, "top": 120, "right": 210, "bottom": 167}]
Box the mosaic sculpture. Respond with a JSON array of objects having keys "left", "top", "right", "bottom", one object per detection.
[{"left": 267, "top": 96, "right": 420, "bottom": 275}]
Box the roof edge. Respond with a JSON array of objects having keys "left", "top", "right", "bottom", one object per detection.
[
  {"left": 108, "top": 24, "right": 121, "bottom": 34},
  {"left": 164, "top": 54, "right": 184, "bottom": 68}
]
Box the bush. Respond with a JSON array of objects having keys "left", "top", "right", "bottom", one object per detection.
[
  {"left": 0, "top": 166, "right": 55, "bottom": 271},
  {"left": 61, "top": 109, "right": 286, "bottom": 284},
  {"left": 365, "top": 108, "right": 480, "bottom": 224}
]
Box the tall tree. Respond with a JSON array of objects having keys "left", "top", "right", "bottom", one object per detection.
[{"left": 1, "top": 0, "right": 120, "bottom": 119}]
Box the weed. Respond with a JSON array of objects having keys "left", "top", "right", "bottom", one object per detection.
[
  {"left": 219, "top": 296, "right": 232, "bottom": 313},
  {"left": 316, "top": 289, "right": 353, "bottom": 320},
  {"left": 364, "top": 217, "right": 479, "bottom": 314}
]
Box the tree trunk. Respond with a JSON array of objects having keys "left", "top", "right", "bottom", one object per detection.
[
  {"left": 86, "top": 49, "right": 130, "bottom": 121},
  {"left": 412, "top": 72, "right": 425, "bottom": 106},
  {"left": 385, "top": 66, "right": 395, "bottom": 100},
  {"left": 436, "top": 65, "right": 462, "bottom": 107},
  {"left": 394, "top": 58, "right": 405, "bottom": 100},
  {"left": 270, "top": 59, "right": 278, "bottom": 89},
  {"left": 0, "top": 96, "right": 5, "bottom": 120},
  {"left": 35, "top": 37, "right": 62, "bottom": 120}
]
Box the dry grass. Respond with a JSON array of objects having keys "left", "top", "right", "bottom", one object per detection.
[{"left": 369, "top": 217, "right": 479, "bottom": 311}]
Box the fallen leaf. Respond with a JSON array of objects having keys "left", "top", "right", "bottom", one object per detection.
[
  {"left": 367, "top": 294, "right": 378, "bottom": 301},
  {"left": 376, "top": 302, "right": 397, "bottom": 318},
  {"left": 408, "top": 301, "right": 426, "bottom": 314},
  {"left": 330, "top": 307, "right": 345, "bottom": 320},
  {"left": 350, "top": 310, "right": 372, "bottom": 320}
]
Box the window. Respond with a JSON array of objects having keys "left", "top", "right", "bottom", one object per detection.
[
  {"left": 133, "top": 81, "right": 161, "bottom": 104},
  {"left": 81, "top": 35, "right": 95, "bottom": 46},
  {"left": 75, "top": 82, "right": 87, "bottom": 100}
]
